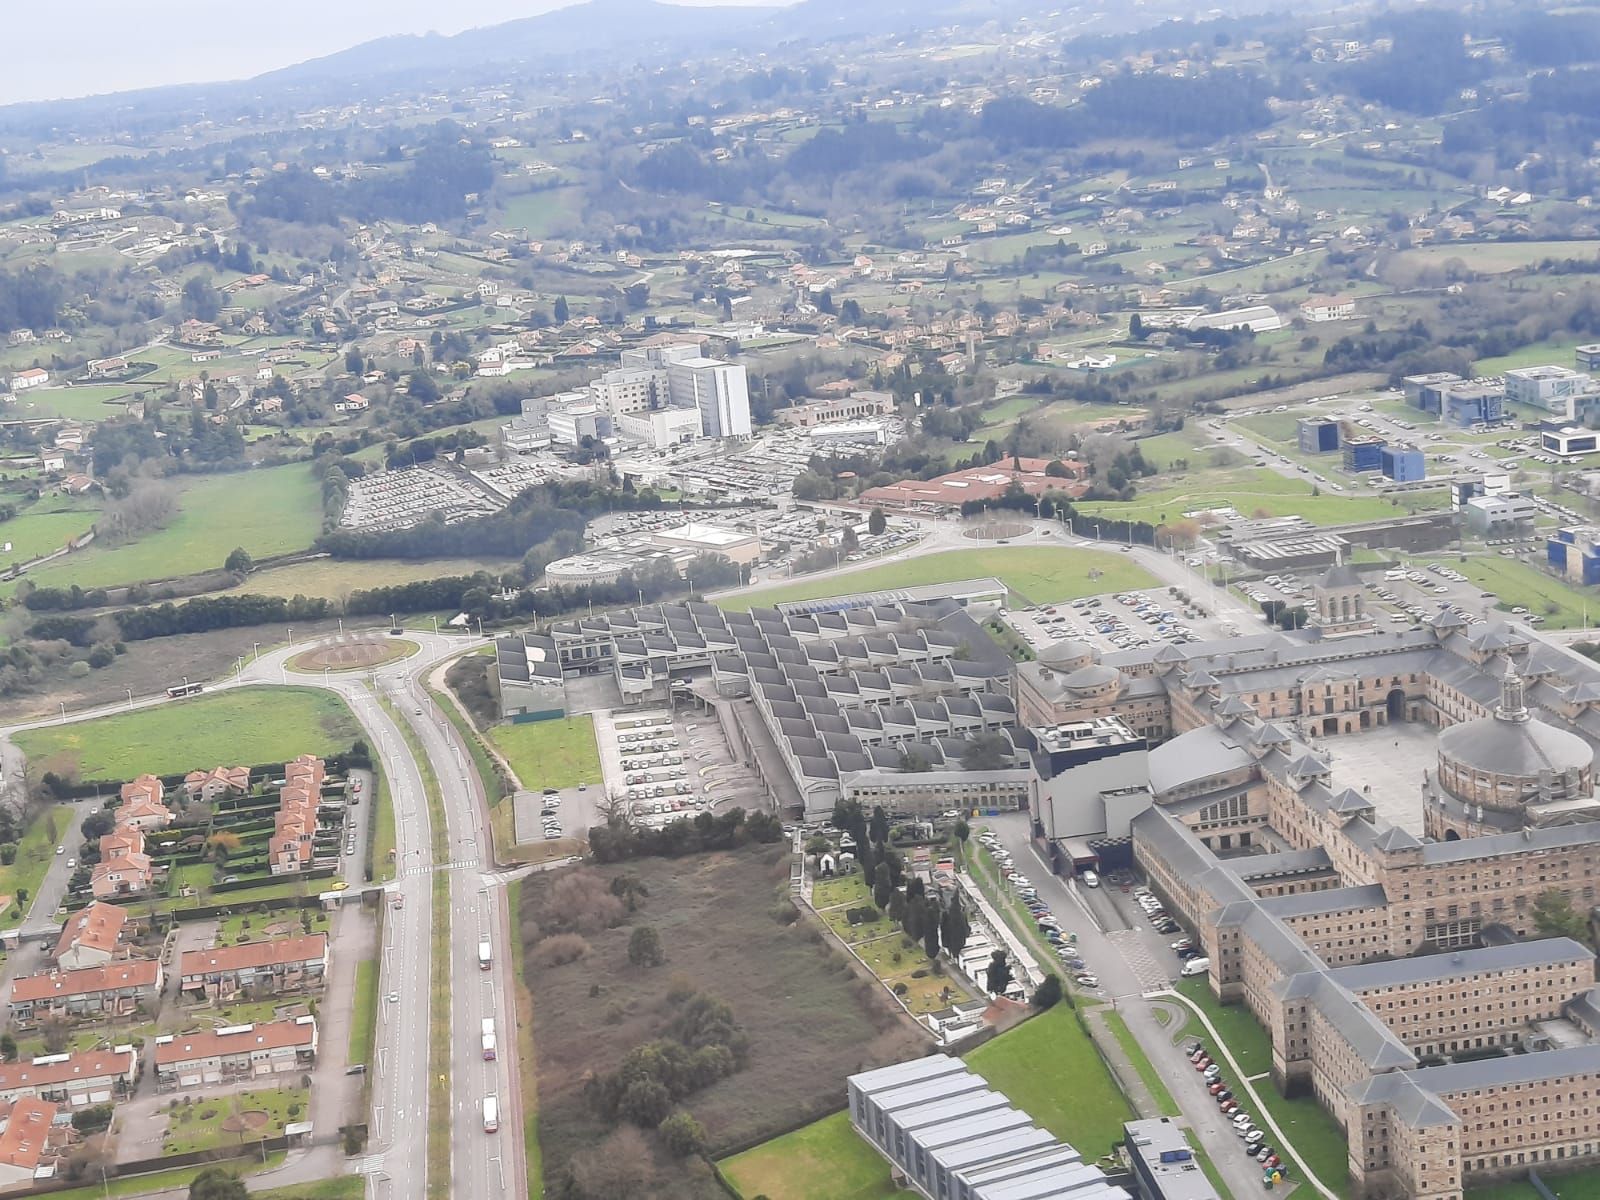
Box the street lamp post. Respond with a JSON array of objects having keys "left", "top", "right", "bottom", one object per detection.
[
  {"left": 252, "top": 641, "right": 260, "bottom": 661},
  {"left": 124, "top": 689, "right": 132, "bottom": 708}
]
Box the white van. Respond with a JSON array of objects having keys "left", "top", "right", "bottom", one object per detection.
[{"left": 1180, "top": 957, "right": 1211, "bottom": 977}]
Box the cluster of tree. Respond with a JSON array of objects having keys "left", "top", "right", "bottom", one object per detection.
[
  {"left": 979, "top": 69, "right": 1271, "bottom": 149},
  {"left": 319, "top": 491, "right": 589, "bottom": 561},
  {"left": 382, "top": 427, "right": 488, "bottom": 469},
  {"left": 113, "top": 594, "right": 334, "bottom": 641},
  {"left": 1338, "top": 10, "right": 1485, "bottom": 116},
  {"left": 241, "top": 125, "right": 495, "bottom": 226},
  {"left": 588, "top": 806, "right": 783, "bottom": 863},
  {"left": 1259, "top": 599, "right": 1309, "bottom": 631},
  {"left": 0, "top": 265, "right": 64, "bottom": 334},
  {"left": 582, "top": 991, "right": 745, "bottom": 1131}
]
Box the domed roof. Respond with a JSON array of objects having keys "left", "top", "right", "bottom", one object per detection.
[
  {"left": 1438, "top": 714, "right": 1591, "bottom": 778},
  {"left": 1438, "top": 660, "right": 1591, "bottom": 778},
  {"left": 1037, "top": 640, "right": 1095, "bottom": 669},
  {"left": 1063, "top": 664, "right": 1120, "bottom": 691}
]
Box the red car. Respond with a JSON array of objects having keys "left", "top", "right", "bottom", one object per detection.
[
  {"left": 1208, "top": 1082, "right": 1226, "bottom": 1095},
  {"left": 1264, "top": 1156, "right": 1281, "bottom": 1170},
  {"left": 1193, "top": 1057, "right": 1211, "bottom": 1071}
]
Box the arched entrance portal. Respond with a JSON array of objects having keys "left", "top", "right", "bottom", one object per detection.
[
  {"left": 1444, "top": 829, "right": 1461, "bottom": 841},
  {"left": 1386, "top": 688, "right": 1407, "bottom": 723}
]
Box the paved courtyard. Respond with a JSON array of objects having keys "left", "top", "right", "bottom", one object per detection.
[{"left": 1315, "top": 720, "right": 1437, "bottom": 834}]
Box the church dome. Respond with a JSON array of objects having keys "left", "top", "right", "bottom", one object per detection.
[{"left": 1437, "top": 661, "right": 1592, "bottom": 810}]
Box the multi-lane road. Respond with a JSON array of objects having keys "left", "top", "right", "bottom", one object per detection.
[{"left": 0, "top": 628, "right": 526, "bottom": 1200}]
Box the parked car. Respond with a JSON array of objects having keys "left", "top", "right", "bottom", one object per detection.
[{"left": 1214, "top": 1090, "right": 1232, "bottom": 1104}]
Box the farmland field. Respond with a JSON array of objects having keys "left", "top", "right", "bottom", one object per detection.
[
  {"left": 721, "top": 547, "right": 1156, "bottom": 611},
  {"left": 15, "top": 686, "right": 360, "bottom": 779},
  {"left": 227, "top": 556, "right": 519, "bottom": 601},
  {"left": 20, "top": 464, "right": 321, "bottom": 590}
]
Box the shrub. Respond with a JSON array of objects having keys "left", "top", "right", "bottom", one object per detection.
[
  {"left": 536, "top": 933, "right": 590, "bottom": 968},
  {"left": 658, "top": 1110, "right": 707, "bottom": 1158}
]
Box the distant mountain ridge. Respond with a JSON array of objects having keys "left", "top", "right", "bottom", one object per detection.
[{"left": 257, "top": 0, "right": 1040, "bottom": 86}]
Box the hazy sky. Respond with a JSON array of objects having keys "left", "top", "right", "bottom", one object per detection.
[{"left": 2, "top": 0, "right": 793, "bottom": 107}]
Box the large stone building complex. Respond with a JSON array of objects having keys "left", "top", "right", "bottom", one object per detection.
[{"left": 1023, "top": 563, "right": 1600, "bottom": 1199}]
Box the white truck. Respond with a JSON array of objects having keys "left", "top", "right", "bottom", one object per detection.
[
  {"left": 478, "top": 941, "right": 492, "bottom": 970},
  {"left": 481, "top": 1017, "right": 497, "bottom": 1061},
  {"left": 482, "top": 1095, "right": 499, "bottom": 1133}
]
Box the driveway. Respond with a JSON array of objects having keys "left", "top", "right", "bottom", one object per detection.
[{"left": 980, "top": 815, "right": 1279, "bottom": 1198}]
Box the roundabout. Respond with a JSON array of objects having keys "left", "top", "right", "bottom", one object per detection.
[{"left": 287, "top": 636, "right": 419, "bottom": 674}]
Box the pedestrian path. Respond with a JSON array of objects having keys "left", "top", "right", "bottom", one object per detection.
[{"left": 396, "top": 858, "right": 475, "bottom": 878}]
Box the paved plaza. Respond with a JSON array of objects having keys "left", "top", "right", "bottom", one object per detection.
[{"left": 1316, "top": 720, "right": 1437, "bottom": 834}]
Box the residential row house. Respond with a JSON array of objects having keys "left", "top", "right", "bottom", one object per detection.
[
  {"left": 8, "top": 961, "right": 163, "bottom": 1024},
  {"left": 0, "top": 1098, "right": 60, "bottom": 1192},
  {"left": 181, "top": 765, "right": 249, "bottom": 803},
  {"left": 0, "top": 1048, "right": 138, "bottom": 1109},
  {"left": 153, "top": 1017, "right": 318, "bottom": 1089},
  {"left": 178, "top": 934, "right": 328, "bottom": 1002}
]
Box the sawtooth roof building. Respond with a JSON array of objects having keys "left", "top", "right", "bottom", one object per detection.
[{"left": 536, "top": 591, "right": 1023, "bottom": 820}]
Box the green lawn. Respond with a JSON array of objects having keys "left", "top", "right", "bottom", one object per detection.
[
  {"left": 348, "top": 959, "right": 378, "bottom": 1068},
  {"left": 0, "top": 805, "right": 72, "bottom": 919},
  {"left": 255, "top": 1179, "right": 365, "bottom": 1200},
  {"left": 722, "top": 547, "right": 1156, "bottom": 611},
  {"left": 966, "top": 1004, "right": 1134, "bottom": 1158},
  {"left": 487, "top": 715, "right": 602, "bottom": 791},
  {"left": 16, "top": 686, "right": 361, "bottom": 779},
  {"left": 161, "top": 1087, "right": 308, "bottom": 1155},
  {"left": 1467, "top": 1172, "right": 1600, "bottom": 1200},
  {"left": 498, "top": 187, "right": 584, "bottom": 237},
  {"left": 34, "top": 1154, "right": 287, "bottom": 1200},
  {"left": 1102, "top": 1009, "right": 1180, "bottom": 1117},
  {"left": 720, "top": 1110, "right": 899, "bottom": 1200},
  {"left": 1176, "top": 979, "right": 1350, "bottom": 1195},
  {"left": 21, "top": 463, "right": 321, "bottom": 590}
]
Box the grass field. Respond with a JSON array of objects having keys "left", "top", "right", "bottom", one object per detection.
[
  {"left": 1074, "top": 469, "right": 1446, "bottom": 527},
  {"left": 229, "top": 556, "right": 518, "bottom": 601},
  {"left": 1392, "top": 240, "right": 1600, "bottom": 275},
  {"left": 720, "top": 1111, "right": 898, "bottom": 1200},
  {"left": 967, "top": 1004, "right": 1133, "bottom": 1158},
  {"left": 488, "top": 715, "right": 602, "bottom": 792},
  {"left": 499, "top": 187, "right": 584, "bottom": 237},
  {"left": 1, "top": 385, "right": 145, "bottom": 423},
  {"left": 0, "top": 509, "right": 97, "bottom": 568},
  {"left": 16, "top": 686, "right": 361, "bottom": 779},
  {"left": 723, "top": 547, "right": 1156, "bottom": 611},
  {"left": 22, "top": 464, "right": 321, "bottom": 591}
]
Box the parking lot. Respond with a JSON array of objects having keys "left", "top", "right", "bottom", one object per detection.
[
  {"left": 587, "top": 701, "right": 766, "bottom": 828},
  {"left": 1004, "top": 585, "right": 1237, "bottom": 659}
]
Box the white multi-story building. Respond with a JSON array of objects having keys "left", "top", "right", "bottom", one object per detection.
[
  {"left": 616, "top": 407, "right": 701, "bottom": 449},
  {"left": 547, "top": 400, "right": 612, "bottom": 446},
  {"left": 668, "top": 356, "right": 751, "bottom": 438},
  {"left": 1504, "top": 365, "right": 1596, "bottom": 415},
  {"left": 592, "top": 367, "right": 664, "bottom": 416}
]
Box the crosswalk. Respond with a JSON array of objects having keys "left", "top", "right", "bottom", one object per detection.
[
  {"left": 396, "top": 858, "right": 477, "bottom": 878},
  {"left": 1108, "top": 929, "right": 1173, "bottom": 994}
]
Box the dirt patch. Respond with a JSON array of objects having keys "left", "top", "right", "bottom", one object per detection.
[
  {"left": 289, "top": 637, "right": 416, "bottom": 673},
  {"left": 523, "top": 848, "right": 927, "bottom": 1200},
  {"left": 220, "top": 1110, "right": 269, "bottom": 1134},
  {"left": 961, "top": 518, "right": 1031, "bottom": 541}
]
